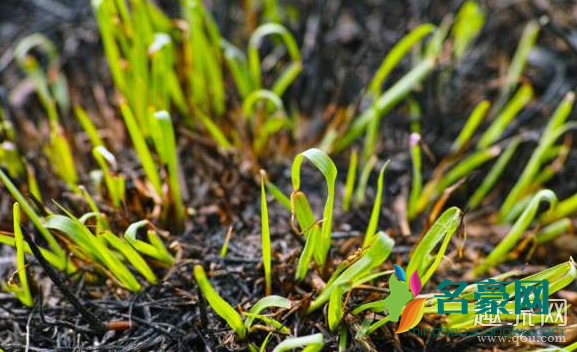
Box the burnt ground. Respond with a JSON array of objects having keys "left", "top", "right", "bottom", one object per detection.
[{"left": 1, "top": 0, "right": 577, "bottom": 351}]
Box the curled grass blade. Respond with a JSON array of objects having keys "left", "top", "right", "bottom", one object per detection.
[
  {"left": 93, "top": 146, "right": 125, "bottom": 207},
  {"left": 248, "top": 23, "right": 302, "bottom": 96},
  {"left": 291, "top": 148, "right": 337, "bottom": 266},
  {"left": 406, "top": 207, "right": 462, "bottom": 286},
  {"left": 474, "top": 189, "right": 557, "bottom": 276},
  {"left": 244, "top": 295, "right": 291, "bottom": 329},
  {"left": 124, "top": 220, "right": 174, "bottom": 265},
  {"left": 272, "top": 333, "right": 324, "bottom": 352},
  {"left": 242, "top": 90, "right": 285, "bottom": 119}
]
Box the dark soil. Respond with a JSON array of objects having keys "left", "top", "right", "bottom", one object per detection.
[{"left": 1, "top": 0, "right": 577, "bottom": 351}]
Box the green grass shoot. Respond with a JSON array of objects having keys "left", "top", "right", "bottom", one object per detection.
[
  {"left": 499, "top": 92, "right": 575, "bottom": 221},
  {"left": 291, "top": 148, "right": 337, "bottom": 267},
  {"left": 452, "top": 0, "right": 485, "bottom": 60},
  {"left": 474, "top": 190, "right": 557, "bottom": 276},
  {"left": 260, "top": 170, "right": 272, "bottom": 295},
  {"left": 342, "top": 149, "right": 358, "bottom": 212},
  {"left": 451, "top": 100, "right": 490, "bottom": 153},
  {"left": 477, "top": 83, "right": 533, "bottom": 149},
  {"left": 0, "top": 169, "right": 65, "bottom": 263},
  {"left": 92, "top": 146, "right": 125, "bottom": 207},
  {"left": 248, "top": 23, "right": 302, "bottom": 96},
  {"left": 408, "top": 133, "right": 422, "bottom": 218},
  {"left": 5, "top": 203, "right": 33, "bottom": 307},
  {"left": 406, "top": 207, "right": 462, "bottom": 286},
  {"left": 308, "top": 231, "right": 394, "bottom": 313},
  {"left": 363, "top": 161, "right": 389, "bottom": 247},
  {"left": 194, "top": 265, "right": 247, "bottom": 339},
  {"left": 272, "top": 333, "right": 324, "bottom": 352}
]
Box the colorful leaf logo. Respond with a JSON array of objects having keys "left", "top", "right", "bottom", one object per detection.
[
  {"left": 394, "top": 264, "right": 406, "bottom": 282},
  {"left": 409, "top": 271, "right": 422, "bottom": 297},
  {"left": 396, "top": 298, "right": 426, "bottom": 333}
]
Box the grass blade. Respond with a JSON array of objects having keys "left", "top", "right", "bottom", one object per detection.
[
  {"left": 119, "top": 101, "right": 162, "bottom": 198},
  {"left": 451, "top": 100, "right": 490, "bottom": 153},
  {"left": 452, "top": 1, "right": 485, "bottom": 60},
  {"left": 0, "top": 169, "right": 65, "bottom": 262},
  {"left": 244, "top": 295, "right": 291, "bottom": 329},
  {"left": 308, "top": 231, "right": 394, "bottom": 312},
  {"left": 468, "top": 138, "right": 521, "bottom": 209},
  {"left": 364, "top": 161, "right": 389, "bottom": 246},
  {"left": 477, "top": 83, "right": 533, "bottom": 149},
  {"left": 194, "top": 265, "right": 247, "bottom": 339},
  {"left": 367, "top": 23, "right": 435, "bottom": 96},
  {"left": 342, "top": 150, "right": 358, "bottom": 212},
  {"left": 272, "top": 333, "right": 324, "bottom": 352},
  {"left": 291, "top": 148, "right": 337, "bottom": 266},
  {"left": 474, "top": 190, "right": 557, "bottom": 276},
  {"left": 6, "top": 203, "right": 33, "bottom": 306},
  {"left": 406, "top": 207, "right": 462, "bottom": 286},
  {"left": 499, "top": 92, "right": 575, "bottom": 221},
  {"left": 335, "top": 58, "right": 435, "bottom": 153},
  {"left": 408, "top": 133, "right": 422, "bottom": 218},
  {"left": 260, "top": 170, "right": 272, "bottom": 295}
]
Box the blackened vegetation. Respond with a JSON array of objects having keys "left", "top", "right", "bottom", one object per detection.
[{"left": 1, "top": 0, "right": 577, "bottom": 351}]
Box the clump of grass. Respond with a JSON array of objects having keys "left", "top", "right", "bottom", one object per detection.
[
  {"left": 14, "top": 34, "right": 78, "bottom": 190},
  {"left": 0, "top": 164, "right": 174, "bottom": 295},
  {"left": 0, "top": 169, "right": 66, "bottom": 265},
  {"left": 499, "top": 91, "right": 575, "bottom": 222},
  {"left": 308, "top": 231, "right": 394, "bottom": 325}
]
